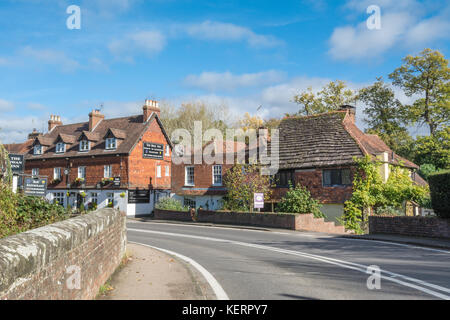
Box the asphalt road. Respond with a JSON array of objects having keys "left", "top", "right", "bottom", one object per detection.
[{"left": 127, "top": 220, "right": 450, "bottom": 300}]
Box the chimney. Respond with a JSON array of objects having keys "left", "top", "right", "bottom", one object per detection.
[
  {"left": 48, "top": 115, "right": 63, "bottom": 132},
  {"left": 89, "top": 109, "right": 104, "bottom": 131},
  {"left": 28, "top": 128, "right": 41, "bottom": 140},
  {"left": 143, "top": 99, "right": 160, "bottom": 122},
  {"left": 340, "top": 105, "right": 356, "bottom": 123}
]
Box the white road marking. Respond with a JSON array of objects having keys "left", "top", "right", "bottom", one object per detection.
[
  {"left": 129, "top": 241, "right": 229, "bottom": 300},
  {"left": 128, "top": 228, "right": 450, "bottom": 300}
]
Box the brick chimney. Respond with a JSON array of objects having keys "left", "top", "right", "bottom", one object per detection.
[
  {"left": 340, "top": 105, "right": 356, "bottom": 123},
  {"left": 28, "top": 128, "right": 41, "bottom": 140},
  {"left": 143, "top": 99, "right": 160, "bottom": 122},
  {"left": 48, "top": 115, "right": 63, "bottom": 132},
  {"left": 89, "top": 109, "right": 104, "bottom": 131}
]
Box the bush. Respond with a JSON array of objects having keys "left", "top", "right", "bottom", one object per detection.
[
  {"left": 429, "top": 170, "right": 450, "bottom": 218},
  {"left": 155, "top": 197, "right": 188, "bottom": 211},
  {"left": 276, "top": 184, "right": 325, "bottom": 218}
]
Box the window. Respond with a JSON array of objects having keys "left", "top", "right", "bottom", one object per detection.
[
  {"left": 165, "top": 145, "right": 170, "bottom": 156},
  {"left": 53, "top": 192, "right": 65, "bottom": 206},
  {"left": 54, "top": 167, "right": 61, "bottom": 180},
  {"left": 104, "top": 165, "right": 112, "bottom": 178},
  {"left": 185, "top": 166, "right": 194, "bottom": 186},
  {"left": 56, "top": 142, "right": 65, "bottom": 153},
  {"left": 322, "top": 169, "right": 351, "bottom": 187},
  {"left": 156, "top": 165, "right": 161, "bottom": 178},
  {"left": 34, "top": 145, "right": 42, "bottom": 155},
  {"left": 90, "top": 192, "right": 98, "bottom": 205},
  {"left": 106, "top": 138, "right": 116, "bottom": 150},
  {"left": 78, "top": 166, "right": 86, "bottom": 179},
  {"left": 107, "top": 193, "right": 114, "bottom": 207},
  {"left": 32, "top": 168, "right": 39, "bottom": 177},
  {"left": 79, "top": 140, "right": 90, "bottom": 152},
  {"left": 184, "top": 198, "right": 196, "bottom": 209},
  {"left": 165, "top": 165, "right": 170, "bottom": 177},
  {"left": 212, "top": 165, "right": 222, "bottom": 185},
  {"left": 273, "top": 170, "right": 295, "bottom": 187}
]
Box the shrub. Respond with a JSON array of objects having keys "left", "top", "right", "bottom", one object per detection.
[
  {"left": 155, "top": 197, "right": 188, "bottom": 211},
  {"left": 429, "top": 170, "right": 450, "bottom": 218},
  {"left": 276, "top": 184, "right": 325, "bottom": 218}
]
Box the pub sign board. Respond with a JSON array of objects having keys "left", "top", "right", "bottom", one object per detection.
[
  {"left": 8, "top": 154, "right": 24, "bottom": 174},
  {"left": 128, "top": 189, "right": 150, "bottom": 204},
  {"left": 113, "top": 177, "right": 121, "bottom": 187},
  {"left": 143, "top": 142, "right": 164, "bottom": 159},
  {"left": 24, "top": 177, "right": 47, "bottom": 197}
]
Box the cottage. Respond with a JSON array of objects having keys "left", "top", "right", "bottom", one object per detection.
[{"left": 5, "top": 100, "right": 172, "bottom": 216}]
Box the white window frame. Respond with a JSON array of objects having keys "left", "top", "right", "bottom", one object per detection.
[
  {"left": 185, "top": 166, "right": 194, "bottom": 186},
  {"left": 105, "top": 138, "right": 116, "bottom": 150},
  {"left": 104, "top": 165, "right": 112, "bottom": 178},
  {"left": 165, "top": 165, "right": 170, "bottom": 177},
  {"left": 79, "top": 140, "right": 90, "bottom": 152},
  {"left": 32, "top": 168, "right": 39, "bottom": 177},
  {"left": 53, "top": 192, "right": 65, "bottom": 206},
  {"left": 165, "top": 145, "right": 170, "bottom": 156},
  {"left": 156, "top": 165, "right": 161, "bottom": 178},
  {"left": 107, "top": 192, "right": 114, "bottom": 207},
  {"left": 78, "top": 166, "right": 86, "bottom": 179},
  {"left": 90, "top": 192, "right": 98, "bottom": 205},
  {"left": 56, "top": 142, "right": 66, "bottom": 153},
  {"left": 53, "top": 167, "right": 61, "bottom": 180},
  {"left": 34, "top": 144, "right": 42, "bottom": 155},
  {"left": 212, "top": 165, "right": 222, "bottom": 186}
]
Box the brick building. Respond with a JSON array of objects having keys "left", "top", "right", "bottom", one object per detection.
[{"left": 6, "top": 100, "right": 172, "bottom": 216}]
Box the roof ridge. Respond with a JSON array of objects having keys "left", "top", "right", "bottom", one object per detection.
[{"left": 281, "top": 110, "right": 346, "bottom": 121}]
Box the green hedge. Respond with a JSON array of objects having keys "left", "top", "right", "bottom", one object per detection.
[{"left": 428, "top": 170, "right": 450, "bottom": 218}]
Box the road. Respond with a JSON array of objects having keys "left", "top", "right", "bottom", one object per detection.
[{"left": 127, "top": 220, "right": 450, "bottom": 300}]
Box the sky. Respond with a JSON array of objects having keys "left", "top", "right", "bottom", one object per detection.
[{"left": 0, "top": 0, "right": 449, "bottom": 143}]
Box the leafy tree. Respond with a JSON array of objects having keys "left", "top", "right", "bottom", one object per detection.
[
  {"left": 389, "top": 49, "right": 450, "bottom": 136},
  {"left": 276, "top": 184, "right": 324, "bottom": 218},
  {"left": 155, "top": 197, "right": 188, "bottom": 211},
  {"left": 293, "top": 80, "right": 357, "bottom": 115},
  {"left": 358, "top": 78, "right": 413, "bottom": 153},
  {"left": 412, "top": 126, "right": 450, "bottom": 169},
  {"left": 239, "top": 112, "right": 263, "bottom": 131},
  {"left": 223, "top": 164, "right": 272, "bottom": 212},
  {"left": 419, "top": 163, "right": 437, "bottom": 181}
]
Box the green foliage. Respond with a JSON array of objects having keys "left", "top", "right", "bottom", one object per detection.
[
  {"left": 222, "top": 164, "right": 272, "bottom": 212},
  {"left": 276, "top": 184, "right": 324, "bottom": 218},
  {"left": 79, "top": 202, "right": 85, "bottom": 214},
  {"left": 0, "top": 143, "right": 12, "bottom": 186},
  {"left": 155, "top": 197, "right": 188, "bottom": 211},
  {"left": 412, "top": 126, "right": 450, "bottom": 169},
  {"left": 419, "top": 163, "right": 437, "bottom": 180},
  {"left": 428, "top": 170, "right": 450, "bottom": 218}
]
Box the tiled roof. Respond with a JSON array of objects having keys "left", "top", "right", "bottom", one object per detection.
[
  {"left": 108, "top": 128, "right": 127, "bottom": 139},
  {"left": 23, "top": 113, "right": 171, "bottom": 159},
  {"left": 4, "top": 139, "right": 33, "bottom": 154}
]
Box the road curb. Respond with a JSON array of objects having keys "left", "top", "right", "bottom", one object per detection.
[{"left": 341, "top": 235, "right": 450, "bottom": 251}]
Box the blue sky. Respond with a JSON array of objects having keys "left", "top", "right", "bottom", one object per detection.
[{"left": 0, "top": 0, "right": 449, "bottom": 143}]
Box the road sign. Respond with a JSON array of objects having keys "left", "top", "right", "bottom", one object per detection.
[
  {"left": 24, "top": 177, "right": 47, "bottom": 197},
  {"left": 254, "top": 193, "right": 264, "bottom": 209},
  {"left": 143, "top": 142, "right": 164, "bottom": 159},
  {"left": 8, "top": 154, "right": 24, "bottom": 174}
]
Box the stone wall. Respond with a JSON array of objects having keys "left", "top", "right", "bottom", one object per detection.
[
  {"left": 369, "top": 216, "right": 450, "bottom": 239},
  {"left": 0, "top": 208, "right": 126, "bottom": 300}
]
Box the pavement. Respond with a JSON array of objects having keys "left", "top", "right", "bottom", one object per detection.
[
  {"left": 126, "top": 220, "right": 450, "bottom": 300},
  {"left": 97, "top": 243, "right": 215, "bottom": 300}
]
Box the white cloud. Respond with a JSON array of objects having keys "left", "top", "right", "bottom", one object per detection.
[
  {"left": 185, "top": 21, "right": 283, "bottom": 48},
  {"left": 109, "top": 30, "right": 166, "bottom": 61},
  {"left": 26, "top": 102, "right": 47, "bottom": 111},
  {"left": 21, "top": 46, "right": 79, "bottom": 72},
  {"left": 0, "top": 57, "right": 10, "bottom": 66},
  {"left": 0, "top": 99, "right": 14, "bottom": 112},
  {"left": 328, "top": 0, "right": 450, "bottom": 61},
  {"left": 184, "top": 70, "right": 286, "bottom": 92}
]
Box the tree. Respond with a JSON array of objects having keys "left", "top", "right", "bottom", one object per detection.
[
  {"left": 412, "top": 126, "right": 450, "bottom": 169},
  {"left": 358, "top": 77, "right": 414, "bottom": 153},
  {"left": 222, "top": 164, "right": 272, "bottom": 212},
  {"left": 276, "top": 184, "right": 324, "bottom": 218},
  {"left": 389, "top": 49, "right": 450, "bottom": 136},
  {"left": 239, "top": 112, "right": 263, "bottom": 131},
  {"left": 293, "top": 80, "right": 357, "bottom": 115}
]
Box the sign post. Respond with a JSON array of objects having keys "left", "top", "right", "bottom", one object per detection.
[
  {"left": 24, "top": 177, "right": 47, "bottom": 197},
  {"left": 254, "top": 193, "right": 264, "bottom": 211}
]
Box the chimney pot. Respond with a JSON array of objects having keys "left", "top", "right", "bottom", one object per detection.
[
  {"left": 143, "top": 99, "right": 160, "bottom": 122},
  {"left": 89, "top": 109, "right": 104, "bottom": 131},
  {"left": 48, "top": 114, "right": 63, "bottom": 132}
]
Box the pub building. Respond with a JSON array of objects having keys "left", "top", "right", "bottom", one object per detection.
[{"left": 5, "top": 100, "right": 172, "bottom": 216}]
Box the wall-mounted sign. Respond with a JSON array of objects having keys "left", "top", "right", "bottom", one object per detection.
[
  {"left": 128, "top": 189, "right": 150, "bottom": 204},
  {"left": 8, "top": 154, "right": 24, "bottom": 174},
  {"left": 113, "top": 177, "right": 121, "bottom": 187},
  {"left": 24, "top": 177, "right": 47, "bottom": 197},
  {"left": 254, "top": 193, "right": 264, "bottom": 209},
  {"left": 143, "top": 142, "right": 164, "bottom": 159}
]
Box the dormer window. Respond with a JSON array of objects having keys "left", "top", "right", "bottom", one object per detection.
[
  {"left": 79, "top": 140, "right": 90, "bottom": 152},
  {"left": 34, "top": 144, "right": 42, "bottom": 155},
  {"left": 106, "top": 138, "right": 117, "bottom": 150},
  {"left": 56, "top": 142, "right": 66, "bottom": 153}
]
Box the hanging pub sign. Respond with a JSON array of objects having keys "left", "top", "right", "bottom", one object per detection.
[
  {"left": 113, "top": 177, "right": 121, "bottom": 187},
  {"left": 8, "top": 154, "right": 24, "bottom": 174},
  {"left": 128, "top": 189, "right": 150, "bottom": 204},
  {"left": 24, "top": 177, "right": 47, "bottom": 197},
  {"left": 143, "top": 142, "right": 164, "bottom": 159}
]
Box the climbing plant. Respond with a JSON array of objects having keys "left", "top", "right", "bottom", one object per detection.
[{"left": 0, "top": 143, "right": 12, "bottom": 186}]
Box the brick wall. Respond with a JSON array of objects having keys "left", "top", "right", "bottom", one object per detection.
[
  {"left": 369, "top": 216, "right": 450, "bottom": 239},
  {"left": 128, "top": 120, "right": 171, "bottom": 189},
  {"left": 0, "top": 208, "right": 127, "bottom": 300}
]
